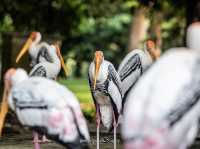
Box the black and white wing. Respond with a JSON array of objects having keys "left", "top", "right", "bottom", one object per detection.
[
  {"left": 29, "top": 65, "right": 47, "bottom": 77},
  {"left": 118, "top": 53, "right": 143, "bottom": 82},
  {"left": 166, "top": 59, "right": 200, "bottom": 126},
  {"left": 36, "top": 46, "right": 52, "bottom": 63},
  {"left": 107, "top": 64, "right": 123, "bottom": 122}
]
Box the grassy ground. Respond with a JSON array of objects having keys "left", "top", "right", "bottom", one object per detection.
[
  {"left": 59, "top": 78, "right": 92, "bottom": 103},
  {"left": 59, "top": 78, "right": 95, "bottom": 120}
]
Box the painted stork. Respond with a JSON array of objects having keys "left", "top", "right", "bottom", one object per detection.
[
  {"left": 15, "top": 32, "right": 68, "bottom": 142},
  {"left": 0, "top": 68, "right": 90, "bottom": 149},
  {"left": 88, "top": 51, "right": 122, "bottom": 149},
  {"left": 118, "top": 40, "right": 161, "bottom": 111},
  {"left": 15, "top": 31, "right": 68, "bottom": 77},
  {"left": 122, "top": 22, "right": 200, "bottom": 149}
]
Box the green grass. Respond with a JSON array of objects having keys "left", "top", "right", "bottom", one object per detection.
[
  {"left": 58, "top": 78, "right": 93, "bottom": 103},
  {"left": 58, "top": 78, "right": 95, "bottom": 120}
]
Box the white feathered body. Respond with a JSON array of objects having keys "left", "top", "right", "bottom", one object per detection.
[
  {"left": 8, "top": 77, "right": 90, "bottom": 145},
  {"left": 122, "top": 48, "right": 200, "bottom": 149},
  {"left": 88, "top": 60, "right": 122, "bottom": 129}
]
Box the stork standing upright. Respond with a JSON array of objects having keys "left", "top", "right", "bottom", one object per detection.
[
  {"left": 122, "top": 22, "right": 200, "bottom": 149},
  {"left": 118, "top": 40, "right": 161, "bottom": 110},
  {"left": 15, "top": 31, "right": 68, "bottom": 77},
  {"left": 88, "top": 51, "right": 122, "bottom": 149},
  {"left": 0, "top": 68, "right": 90, "bottom": 149}
]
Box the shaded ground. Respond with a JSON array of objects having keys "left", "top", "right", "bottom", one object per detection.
[
  {"left": 0, "top": 124, "right": 123, "bottom": 149},
  {"left": 1, "top": 123, "right": 200, "bottom": 149}
]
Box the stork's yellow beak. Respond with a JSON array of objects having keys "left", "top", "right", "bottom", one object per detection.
[
  {"left": 55, "top": 45, "right": 68, "bottom": 77},
  {"left": 93, "top": 51, "right": 103, "bottom": 90},
  {"left": 16, "top": 32, "right": 36, "bottom": 63},
  {"left": 0, "top": 83, "right": 9, "bottom": 137}
]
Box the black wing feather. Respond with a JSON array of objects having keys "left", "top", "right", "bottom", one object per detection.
[
  {"left": 107, "top": 65, "right": 122, "bottom": 126},
  {"left": 119, "top": 54, "right": 142, "bottom": 81},
  {"left": 29, "top": 66, "right": 47, "bottom": 77},
  {"left": 166, "top": 60, "right": 200, "bottom": 126},
  {"left": 36, "top": 46, "right": 52, "bottom": 63}
]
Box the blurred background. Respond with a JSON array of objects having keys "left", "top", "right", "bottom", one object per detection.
[{"left": 0, "top": 0, "right": 200, "bottom": 120}]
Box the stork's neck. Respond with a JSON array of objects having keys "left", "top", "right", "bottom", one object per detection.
[
  {"left": 30, "top": 33, "right": 42, "bottom": 50},
  {"left": 49, "top": 45, "right": 61, "bottom": 66},
  {"left": 29, "top": 33, "right": 42, "bottom": 58},
  {"left": 93, "top": 60, "right": 109, "bottom": 84},
  {"left": 146, "top": 48, "right": 160, "bottom": 61},
  {"left": 187, "top": 23, "right": 200, "bottom": 51}
]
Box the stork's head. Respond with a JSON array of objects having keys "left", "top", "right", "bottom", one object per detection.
[
  {"left": 187, "top": 22, "right": 200, "bottom": 51},
  {"left": 93, "top": 51, "right": 104, "bottom": 90},
  {"left": 146, "top": 40, "right": 161, "bottom": 61},
  {"left": 0, "top": 68, "right": 28, "bottom": 137},
  {"left": 146, "top": 40, "right": 155, "bottom": 50},
  {"left": 53, "top": 44, "right": 68, "bottom": 77},
  {"left": 16, "top": 31, "right": 41, "bottom": 63}
]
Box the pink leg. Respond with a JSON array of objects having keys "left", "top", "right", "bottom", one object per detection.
[
  {"left": 113, "top": 111, "right": 117, "bottom": 149},
  {"left": 33, "top": 131, "right": 41, "bottom": 149},
  {"left": 96, "top": 106, "right": 100, "bottom": 149}
]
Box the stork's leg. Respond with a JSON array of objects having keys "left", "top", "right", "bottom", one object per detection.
[
  {"left": 113, "top": 112, "right": 117, "bottom": 149},
  {"left": 96, "top": 106, "right": 100, "bottom": 149},
  {"left": 41, "top": 135, "right": 51, "bottom": 143},
  {"left": 33, "top": 131, "right": 41, "bottom": 149}
]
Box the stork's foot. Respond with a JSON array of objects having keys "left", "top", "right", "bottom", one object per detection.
[{"left": 41, "top": 135, "right": 51, "bottom": 143}]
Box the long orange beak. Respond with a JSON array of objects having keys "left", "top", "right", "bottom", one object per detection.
[
  {"left": 93, "top": 55, "right": 101, "bottom": 90},
  {"left": 55, "top": 45, "right": 68, "bottom": 77},
  {"left": 16, "top": 35, "right": 33, "bottom": 63},
  {"left": 0, "top": 82, "right": 9, "bottom": 137}
]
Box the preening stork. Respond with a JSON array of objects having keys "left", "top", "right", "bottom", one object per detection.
[
  {"left": 122, "top": 22, "right": 200, "bottom": 149},
  {"left": 118, "top": 40, "right": 161, "bottom": 111},
  {"left": 15, "top": 32, "right": 68, "bottom": 143},
  {"left": 15, "top": 31, "right": 68, "bottom": 78},
  {"left": 0, "top": 68, "right": 90, "bottom": 149},
  {"left": 88, "top": 51, "right": 122, "bottom": 149}
]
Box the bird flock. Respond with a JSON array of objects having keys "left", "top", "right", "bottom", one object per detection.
[{"left": 0, "top": 22, "right": 199, "bottom": 149}]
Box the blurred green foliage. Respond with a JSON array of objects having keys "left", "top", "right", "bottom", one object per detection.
[{"left": 0, "top": 0, "right": 197, "bottom": 77}]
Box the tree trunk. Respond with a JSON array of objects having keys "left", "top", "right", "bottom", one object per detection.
[
  {"left": 1, "top": 34, "right": 12, "bottom": 93},
  {"left": 128, "top": 7, "right": 149, "bottom": 51},
  {"left": 150, "top": 12, "right": 163, "bottom": 49}
]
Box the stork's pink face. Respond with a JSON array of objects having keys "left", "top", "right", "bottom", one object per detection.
[
  {"left": 146, "top": 40, "right": 155, "bottom": 50},
  {"left": 4, "top": 68, "right": 16, "bottom": 88},
  {"left": 30, "top": 31, "right": 38, "bottom": 41}
]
